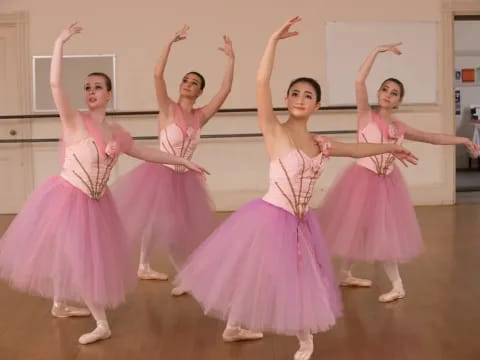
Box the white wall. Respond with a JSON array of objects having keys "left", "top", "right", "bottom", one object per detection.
[{"left": 1, "top": 0, "right": 461, "bottom": 210}]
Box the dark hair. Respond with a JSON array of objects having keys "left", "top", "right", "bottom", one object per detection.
[
  {"left": 185, "top": 71, "right": 206, "bottom": 90},
  {"left": 87, "top": 72, "right": 112, "bottom": 91},
  {"left": 287, "top": 77, "right": 321, "bottom": 103},
  {"left": 380, "top": 78, "right": 405, "bottom": 99}
]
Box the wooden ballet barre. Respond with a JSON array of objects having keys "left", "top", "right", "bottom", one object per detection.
[
  {"left": 0, "top": 106, "right": 357, "bottom": 120},
  {"left": 0, "top": 130, "right": 357, "bottom": 144}
]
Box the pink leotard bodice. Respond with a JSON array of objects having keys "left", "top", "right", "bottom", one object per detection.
[
  {"left": 159, "top": 103, "right": 204, "bottom": 173},
  {"left": 356, "top": 111, "right": 406, "bottom": 175},
  {"left": 263, "top": 137, "right": 331, "bottom": 218},
  {"left": 60, "top": 113, "right": 133, "bottom": 199}
]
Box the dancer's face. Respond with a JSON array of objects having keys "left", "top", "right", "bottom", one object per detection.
[
  {"left": 285, "top": 82, "right": 320, "bottom": 118},
  {"left": 179, "top": 74, "right": 203, "bottom": 99},
  {"left": 84, "top": 76, "right": 112, "bottom": 109},
  {"left": 377, "top": 81, "right": 402, "bottom": 110}
]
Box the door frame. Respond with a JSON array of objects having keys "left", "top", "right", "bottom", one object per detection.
[{"left": 441, "top": 1, "right": 480, "bottom": 200}]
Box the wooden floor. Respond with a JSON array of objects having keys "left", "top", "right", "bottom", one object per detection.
[{"left": 1, "top": 200, "right": 480, "bottom": 360}]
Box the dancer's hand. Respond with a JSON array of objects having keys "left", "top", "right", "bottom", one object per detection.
[
  {"left": 463, "top": 138, "right": 480, "bottom": 158},
  {"left": 170, "top": 25, "right": 189, "bottom": 44},
  {"left": 57, "top": 22, "right": 82, "bottom": 44},
  {"left": 183, "top": 159, "right": 210, "bottom": 175},
  {"left": 375, "top": 42, "right": 403, "bottom": 55},
  {"left": 391, "top": 144, "right": 418, "bottom": 166},
  {"left": 313, "top": 135, "right": 332, "bottom": 156},
  {"left": 218, "top": 35, "right": 234, "bottom": 60},
  {"left": 271, "top": 16, "right": 302, "bottom": 41}
]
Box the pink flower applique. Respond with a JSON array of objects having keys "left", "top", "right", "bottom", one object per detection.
[{"left": 105, "top": 141, "right": 119, "bottom": 157}]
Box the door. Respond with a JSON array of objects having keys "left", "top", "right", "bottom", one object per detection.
[{"left": 0, "top": 12, "right": 32, "bottom": 213}]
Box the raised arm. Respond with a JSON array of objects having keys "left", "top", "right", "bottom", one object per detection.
[
  {"left": 404, "top": 124, "right": 480, "bottom": 158},
  {"left": 355, "top": 43, "right": 402, "bottom": 128},
  {"left": 154, "top": 25, "right": 189, "bottom": 117},
  {"left": 50, "top": 23, "right": 82, "bottom": 130},
  {"left": 200, "top": 35, "right": 235, "bottom": 125},
  {"left": 256, "top": 16, "right": 301, "bottom": 136}
]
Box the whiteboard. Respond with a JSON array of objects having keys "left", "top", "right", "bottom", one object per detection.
[
  {"left": 326, "top": 21, "right": 438, "bottom": 106},
  {"left": 33, "top": 55, "right": 116, "bottom": 112}
]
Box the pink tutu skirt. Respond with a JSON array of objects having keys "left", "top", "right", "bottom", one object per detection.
[
  {"left": 112, "top": 162, "right": 216, "bottom": 269},
  {"left": 317, "top": 163, "right": 423, "bottom": 263},
  {"left": 176, "top": 199, "right": 342, "bottom": 335},
  {"left": 0, "top": 176, "right": 137, "bottom": 308}
]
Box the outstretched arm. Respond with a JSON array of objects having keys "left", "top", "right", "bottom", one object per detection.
[
  {"left": 316, "top": 136, "right": 418, "bottom": 166},
  {"left": 126, "top": 142, "right": 209, "bottom": 174},
  {"left": 405, "top": 125, "right": 480, "bottom": 158}
]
